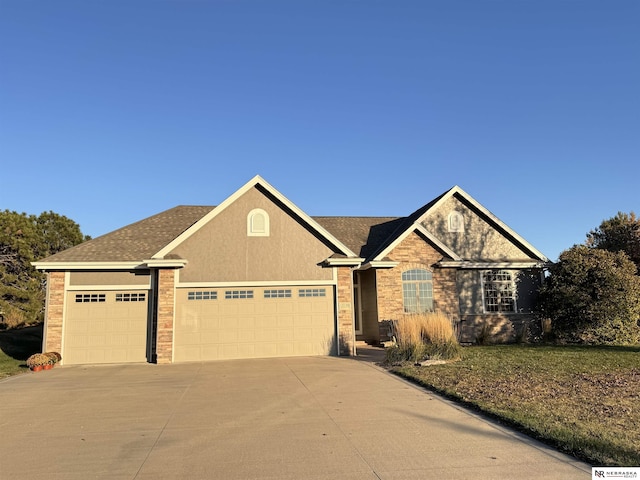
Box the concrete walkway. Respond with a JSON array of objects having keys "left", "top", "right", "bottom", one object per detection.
[{"left": 0, "top": 355, "right": 591, "bottom": 479}]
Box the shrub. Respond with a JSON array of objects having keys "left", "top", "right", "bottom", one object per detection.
[{"left": 537, "top": 245, "right": 640, "bottom": 345}]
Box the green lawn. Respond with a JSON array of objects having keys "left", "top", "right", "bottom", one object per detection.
[
  {"left": 0, "top": 325, "right": 43, "bottom": 379},
  {"left": 392, "top": 345, "right": 640, "bottom": 467}
]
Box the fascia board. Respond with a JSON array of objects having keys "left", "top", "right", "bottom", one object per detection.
[
  {"left": 372, "top": 223, "right": 461, "bottom": 262},
  {"left": 417, "top": 185, "right": 550, "bottom": 263},
  {"left": 143, "top": 259, "right": 188, "bottom": 268},
  {"left": 153, "top": 175, "right": 358, "bottom": 259},
  {"left": 414, "top": 224, "right": 462, "bottom": 261},
  {"left": 358, "top": 261, "right": 400, "bottom": 270},
  {"left": 32, "top": 261, "right": 144, "bottom": 271},
  {"left": 323, "top": 257, "right": 364, "bottom": 266},
  {"left": 152, "top": 175, "right": 263, "bottom": 259},
  {"left": 254, "top": 177, "right": 359, "bottom": 258},
  {"left": 438, "top": 261, "right": 549, "bottom": 269}
]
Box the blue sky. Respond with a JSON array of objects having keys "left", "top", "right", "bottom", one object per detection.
[{"left": 1, "top": 1, "right": 638, "bottom": 262}]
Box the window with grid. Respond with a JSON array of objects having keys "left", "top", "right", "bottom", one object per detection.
[
  {"left": 75, "top": 294, "right": 106, "bottom": 303},
  {"left": 115, "top": 293, "right": 146, "bottom": 302},
  {"left": 299, "top": 288, "right": 326, "bottom": 297},
  {"left": 482, "top": 270, "right": 516, "bottom": 313},
  {"left": 187, "top": 291, "right": 217, "bottom": 301},
  {"left": 402, "top": 269, "right": 433, "bottom": 313},
  {"left": 225, "top": 290, "right": 254, "bottom": 299},
  {"left": 264, "top": 289, "right": 291, "bottom": 298}
]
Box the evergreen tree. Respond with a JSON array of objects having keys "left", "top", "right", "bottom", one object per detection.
[
  {"left": 537, "top": 245, "right": 640, "bottom": 345},
  {"left": 0, "top": 210, "right": 89, "bottom": 327},
  {"left": 587, "top": 211, "right": 640, "bottom": 272}
]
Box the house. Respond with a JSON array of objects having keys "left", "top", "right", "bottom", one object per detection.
[{"left": 33, "top": 175, "right": 549, "bottom": 365}]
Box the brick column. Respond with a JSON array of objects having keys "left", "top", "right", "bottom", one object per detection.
[
  {"left": 156, "top": 269, "right": 176, "bottom": 364},
  {"left": 44, "top": 271, "right": 65, "bottom": 356},
  {"left": 336, "top": 267, "right": 355, "bottom": 356}
]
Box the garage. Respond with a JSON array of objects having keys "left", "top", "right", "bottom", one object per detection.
[
  {"left": 174, "top": 286, "right": 336, "bottom": 362},
  {"left": 63, "top": 290, "right": 149, "bottom": 365}
]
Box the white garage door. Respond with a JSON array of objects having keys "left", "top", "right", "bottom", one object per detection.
[
  {"left": 63, "top": 291, "right": 149, "bottom": 365},
  {"left": 174, "top": 286, "right": 335, "bottom": 362}
]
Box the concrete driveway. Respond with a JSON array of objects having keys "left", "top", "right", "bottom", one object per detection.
[{"left": 0, "top": 355, "right": 590, "bottom": 480}]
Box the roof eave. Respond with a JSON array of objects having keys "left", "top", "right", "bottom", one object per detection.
[
  {"left": 32, "top": 261, "right": 147, "bottom": 271},
  {"left": 322, "top": 257, "right": 364, "bottom": 267},
  {"left": 438, "top": 260, "right": 551, "bottom": 269},
  {"left": 358, "top": 261, "right": 400, "bottom": 270}
]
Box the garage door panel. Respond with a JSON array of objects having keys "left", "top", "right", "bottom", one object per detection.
[
  {"left": 64, "top": 291, "right": 148, "bottom": 365},
  {"left": 175, "top": 286, "right": 335, "bottom": 362}
]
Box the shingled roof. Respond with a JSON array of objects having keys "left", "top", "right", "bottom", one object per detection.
[
  {"left": 38, "top": 206, "right": 215, "bottom": 263},
  {"left": 312, "top": 216, "right": 402, "bottom": 260}
]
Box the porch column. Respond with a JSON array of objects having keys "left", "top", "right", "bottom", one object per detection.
[
  {"left": 43, "top": 271, "right": 65, "bottom": 355},
  {"left": 156, "top": 268, "right": 176, "bottom": 364},
  {"left": 336, "top": 267, "right": 355, "bottom": 356}
]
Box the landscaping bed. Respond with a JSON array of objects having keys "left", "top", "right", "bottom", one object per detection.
[{"left": 392, "top": 345, "right": 640, "bottom": 466}]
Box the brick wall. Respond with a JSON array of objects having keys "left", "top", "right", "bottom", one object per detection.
[
  {"left": 336, "top": 267, "right": 355, "bottom": 355},
  {"left": 377, "top": 232, "right": 459, "bottom": 341},
  {"left": 43, "top": 271, "right": 65, "bottom": 355},
  {"left": 377, "top": 231, "right": 459, "bottom": 323},
  {"left": 156, "top": 269, "right": 176, "bottom": 364}
]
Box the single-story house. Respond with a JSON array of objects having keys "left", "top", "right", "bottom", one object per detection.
[{"left": 33, "top": 175, "right": 549, "bottom": 365}]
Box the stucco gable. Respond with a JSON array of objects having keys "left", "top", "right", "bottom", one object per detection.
[
  {"left": 420, "top": 189, "right": 548, "bottom": 262},
  {"left": 166, "top": 186, "right": 337, "bottom": 283},
  {"left": 153, "top": 175, "right": 358, "bottom": 261}
]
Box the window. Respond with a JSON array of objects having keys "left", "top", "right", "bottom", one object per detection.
[
  {"left": 247, "top": 208, "right": 269, "bottom": 236},
  {"left": 187, "top": 291, "right": 217, "bottom": 300},
  {"left": 264, "top": 289, "right": 291, "bottom": 298},
  {"left": 115, "top": 293, "right": 146, "bottom": 302},
  {"left": 482, "top": 270, "right": 516, "bottom": 313},
  {"left": 402, "top": 269, "right": 433, "bottom": 313},
  {"left": 299, "top": 288, "right": 326, "bottom": 297},
  {"left": 448, "top": 211, "right": 464, "bottom": 232},
  {"left": 75, "top": 294, "right": 105, "bottom": 303},
  {"left": 225, "top": 290, "right": 254, "bottom": 299}
]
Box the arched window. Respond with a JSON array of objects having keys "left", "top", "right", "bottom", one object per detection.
[
  {"left": 247, "top": 209, "right": 269, "bottom": 236},
  {"left": 402, "top": 269, "right": 433, "bottom": 313},
  {"left": 448, "top": 211, "right": 464, "bottom": 232}
]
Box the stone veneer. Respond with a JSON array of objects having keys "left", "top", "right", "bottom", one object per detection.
[
  {"left": 376, "top": 231, "right": 458, "bottom": 322},
  {"left": 156, "top": 269, "right": 176, "bottom": 364},
  {"left": 336, "top": 267, "right": 355, "bottom": 355},
  {"left": 43, "top": 271, "right": 66, "bottom": 355}
]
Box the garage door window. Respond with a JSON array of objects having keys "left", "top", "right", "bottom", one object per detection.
[
  {"left": 188, "top": 291, "right": 218, "bottom": 300},
  {"left": 115, "top": 293, "right": 146, "bottom": 302},
  {"left": 75, "top": 294, "right": 106, "bottom": 303},
  {"left": 225, "top": 290, "right": 254, "bottom": 299},
  {"left": 264, "top": 289, "right": 292, "bottom": 298},
  {"left": 299, "top": 288, "right": 326, "bottom": 297}
]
